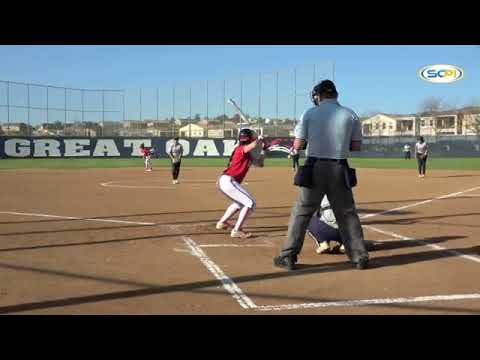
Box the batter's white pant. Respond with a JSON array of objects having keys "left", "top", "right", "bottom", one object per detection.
[
  {"left": 217, "top": 175, "right": 256, "bottom": 231},
  {"left": 217, "top": 175, "right": 256, "bottom": 210},
  {"left": 144, "top": 156, "right": 151, "bottom": 169}
]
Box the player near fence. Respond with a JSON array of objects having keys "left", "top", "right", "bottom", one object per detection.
[
  {"left": 139, "top": 143, "right": 152, "bottom": 172},
  {"left": 403, "top": 144, "right": 411, "bottom": 159},
  {"left": 216, "top": 128, "right": 265, "bottom": 239},
  {"left": 288, "top": 146, "right": 300, "bottom": 171},
  {"left": 169, "top": 137, "right": 184, "bottom": 184}
]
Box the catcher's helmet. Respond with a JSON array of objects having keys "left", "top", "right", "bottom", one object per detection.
[
  {"left": 239, "top": 128, "right": 254, "bottom": 144},
  {"left": 311, "top": 80, "right": 338, "bottom": 105}
]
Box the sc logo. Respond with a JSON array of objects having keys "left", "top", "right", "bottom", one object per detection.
[{"left": 419, "top": 65, "right": 464, "bottom": 83}]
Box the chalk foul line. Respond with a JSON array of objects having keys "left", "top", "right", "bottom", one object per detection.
[
  {"left": 255, "top": 293, "right": 480, "bottom": 312},
  {"left": 182, "top": 236, "right": 257, "bottom": 310},
  {"left": 364, "top": 225, "right": 480, "bottom": 264},
  {"left": 0, "top": 211, "right": 155, "bottom": 226},
  {"left": 360, "top": 186, "right": 480, "bottom": 220}
]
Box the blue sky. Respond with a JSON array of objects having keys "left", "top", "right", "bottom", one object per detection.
[{"left": 0, "top": 45, "right": 479, "bottom": 123}]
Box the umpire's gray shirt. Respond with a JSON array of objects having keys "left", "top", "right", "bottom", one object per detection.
[{"left": 294, "top": 99, "right": 362, "bottom": 159}]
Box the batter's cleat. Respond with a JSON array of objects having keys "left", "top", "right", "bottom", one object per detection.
[
  {"left": 216, "top": 222, "right": 230, "bottom": 230},
  {"left": 355, "top": 256, "right": 369, "bottom": 270},
  {"left": 230, "top": 229, "right": 252, "bottom": 238},
  {"left": 316, "top": 241, "right": 331, "bottom": 254},
  {"left": 273, "top": 255, "right": 297, "bottom": 271}
]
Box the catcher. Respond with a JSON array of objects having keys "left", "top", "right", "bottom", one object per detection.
[
  {"left": 308, "top": 195, "right": 377, "bottom": 254},
  {"left": 307, "top": 195, "right": 345, "bottom": 254}
]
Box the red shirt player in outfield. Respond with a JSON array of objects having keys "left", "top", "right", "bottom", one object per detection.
[
  {"left": 216, "top": 128, "right": 265, "bottom": 239},
  {"left": 139, "top": 143, "right": 152, "bottom": 172}
]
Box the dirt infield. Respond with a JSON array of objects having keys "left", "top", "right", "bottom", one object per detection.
[{"left": 1, "top": 165, "right": 479, "bottom": 314}]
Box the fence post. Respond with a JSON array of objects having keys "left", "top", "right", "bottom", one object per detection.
[
  {"left": 189, "top": 86, "right": 192, "bottom": 138},
  {"left": 64, "top": 88, "right": 67, "bottom": 136},
  {"left": 122, "top": 90, "right": 125, "bottom": 123},
  {"left": 102, "top": 90, "right": 105, "bottom": 137},
  {"left": 172, "top": 86, "right": 175, "bottom": 138},
  {"left": 46, "top": 86, "right": 49, "bottom": 129},
  {"left": 206, "top": 80, "right": 209, "bottom": 138},
  {"left": 156, "top": 87, "right": 159, "bottom": 122},
  {"left": 139, "top": 88, "right": 142, "bottom": 122},
  {"left": 258, "top": 72, "right": 262, "bottom": 120},
  {"left": 81, "top": 89, "right": 85, "bottom": 136},
  {"left": 275, "top": 71, "right": 279, "bottom": 137},
  {"left": 294, "top": 67, "right": 297, "bottom": 124},
  {"left": 6, "top": 81, "right": 10, "bottom": 136},
  {"left": 223, "top": 79, "right": 226, "bottom": 138},
  {"left": 240, "top": 78, "right": 243, "bottom": 110},
  {"left": 27, "top": 84, "right": 31, "bottom": 136}
]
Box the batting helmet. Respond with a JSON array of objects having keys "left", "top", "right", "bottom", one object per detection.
[{"left": 239, "top": 128, "right": 254, "bottom": 144}]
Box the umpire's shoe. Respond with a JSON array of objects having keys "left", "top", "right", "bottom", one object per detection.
[
  {"left": 355, "top": 256, "right": 369, "bottom": 270},
  {"left": 273, "top": 255, "right": 298, "bottom": 271}
]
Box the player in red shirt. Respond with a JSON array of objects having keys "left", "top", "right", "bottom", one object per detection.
[
  {"left": 216, "top": 128, "right": 265, "bottom": 238},
  {"left": 139, "top": 143, "right": 152, "bottom": 172}
]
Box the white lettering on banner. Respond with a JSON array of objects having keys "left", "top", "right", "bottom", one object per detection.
[
  {"left": 93, "top": 139, "right": 120, "bottom": 157},
  {"left": 165, "top": 139, "right": 190, "bottom": 157},
  {"left": 222, "top": 140, "right": 237, "bottom": 156},
  {"left": 124, "top": 139, "right": 151, "bottom": 156},
  {"left": 64, "top": 139, "right": 90, "bottom": 157},
  {"left": 33, "top": 139, "right": 62, "bottom": 157},
  {"left": 193, "top": 139, "right": 220, "bottom": 156},
  {"left": 4, "top": 139, "right": 30, "bottom": 157}
]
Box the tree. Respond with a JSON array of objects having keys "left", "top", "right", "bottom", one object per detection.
[{"left": 418, "top": 97, "right": 444, "bottom": 115}]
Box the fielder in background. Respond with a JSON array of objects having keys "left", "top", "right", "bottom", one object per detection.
[
  {"left": 415, "top": 136, "right": 428, "bottom": 178},
  {"left": 216, "top": 128, "right": 265, "bottom": 239},
  {"left": 403, "top": 144, "right": 411, "bottom": 159},
  {"left": 169, "top": 137, "right": 184, "bottom": 184},
  {"left": 139, "top": 143, "right": 152, "bottom": 172},
  {"left": 288, "top": 146, "right": 300, "bottom": 171}
]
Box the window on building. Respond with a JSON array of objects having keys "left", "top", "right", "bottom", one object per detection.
[
  {"left": 382, "top": 123, "right": 386, "bottom": 130},
  {"left": 421, "top": 120, "right": 425, "bottom": 126}
]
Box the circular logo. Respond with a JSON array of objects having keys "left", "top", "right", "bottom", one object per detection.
[{"left": 419, "top": 64, "right": 464, "bottom": 83}]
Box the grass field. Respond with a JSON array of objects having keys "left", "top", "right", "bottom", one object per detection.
[{"left": 0, "top": 157, "right": 480, "bottom": 170}]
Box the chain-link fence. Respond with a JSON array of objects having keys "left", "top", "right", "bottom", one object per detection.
[
  {"left": 0, "top": 62, "right": 335, "bottom": 138},
  {"left": 0, "top": 80, "right": 124, "bottom": 137}
]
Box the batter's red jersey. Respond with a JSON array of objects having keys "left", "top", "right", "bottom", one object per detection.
[
  {"left": 223, "top": 145, "right": 252, "bottom": 184},
  {"left": 141, "top": 147, "right": 151, "bottom": 157}
]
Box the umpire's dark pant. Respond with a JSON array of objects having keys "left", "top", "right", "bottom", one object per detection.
[
  {"left": 282, "top": 158, "right": 368, "bottom": 264},
  {"left": 172, "top": 161, "right": 181, "bottom": 180}
]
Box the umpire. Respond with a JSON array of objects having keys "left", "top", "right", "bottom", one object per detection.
[{"left": 274, "top": 80, "right": 369, "bottom": 270}]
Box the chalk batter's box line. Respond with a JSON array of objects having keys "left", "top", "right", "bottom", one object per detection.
[
  {"left": 183, "top": 182, "right": 480, "bottom": 312},
  {"left": 183, "top": 233, "right": 480, "bottom": 313}
]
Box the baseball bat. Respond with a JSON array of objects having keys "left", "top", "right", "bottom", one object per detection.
[{"left": 227, "top": 98, "right": 254, "bottom": 126}]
